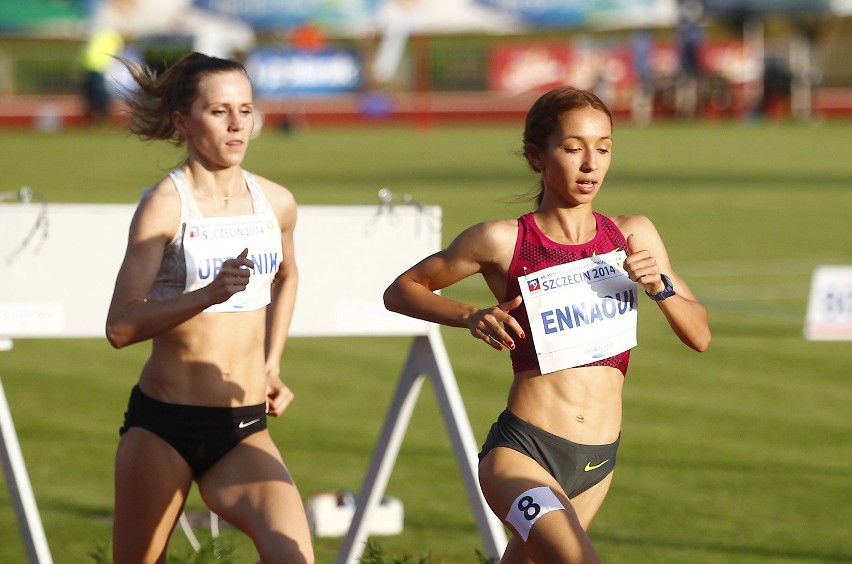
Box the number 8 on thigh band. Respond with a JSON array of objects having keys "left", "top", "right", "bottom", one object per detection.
[{"left": 505, "top": 486, "right": 565, "bottom": 542}]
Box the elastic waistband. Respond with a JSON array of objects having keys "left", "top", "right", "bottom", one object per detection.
[
  {"left": 131, "top": 385, "right": 265, "bottom": 418},
  {"left": 499, "top": 409, "right": 620, "bottom": 452}
]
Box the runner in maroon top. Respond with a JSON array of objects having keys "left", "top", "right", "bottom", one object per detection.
[
  {"left": 505, "top": 211, "right": 631, "bottom": 376},
  {"left": 384, "top": 86, "right": 710, "bottom": 563}
]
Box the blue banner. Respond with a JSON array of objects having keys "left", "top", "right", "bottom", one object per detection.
[
  {"left": 473, "top": 0, "right": 671, "bottom": 28},
  {"left": 474, "top": 0, "right": 588, "bottom": 26},
  {"left": 194, "top": 0, "right": 381, "bottom": 29},
  {"left": 245, "top": 48, "right": 362, "bottom": 97}
]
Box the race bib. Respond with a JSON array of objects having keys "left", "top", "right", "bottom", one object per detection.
[
  {"left": 518, "top": 250, "right": 638, "bottom": 374},
  {"left": 183, "top": 213, "right": 282, "bottom": 312}
]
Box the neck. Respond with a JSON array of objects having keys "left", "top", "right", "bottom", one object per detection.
[
  {"left": 183, "top": 165, "right": 243, "bottom": 202},
  {"left": 533, "top": 208, "right": 597, "bottom": 245}
]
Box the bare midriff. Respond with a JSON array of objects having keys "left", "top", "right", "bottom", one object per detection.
[{"left": 506, "top": 365, "right": 623, "bottom": 445}]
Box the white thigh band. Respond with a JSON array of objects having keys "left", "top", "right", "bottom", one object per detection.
[{"left": 505, "top": 486, "right": 565, "bottom": 542}]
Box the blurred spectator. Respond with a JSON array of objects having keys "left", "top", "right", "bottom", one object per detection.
[
  {"left": 631, "top": 28, "right": 654, "bottom": 123},
  {"left": 762, "top": 55, "right": 792, "bottom": 117},
  {"left": 79, "top": 27, "right": 124, "bottom": 124},
  {"left": 676, "top": 0, "right": 704, "bottom": 118}
]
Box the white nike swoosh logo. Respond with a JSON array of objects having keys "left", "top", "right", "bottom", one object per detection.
[{"left": 239, "top": 418, "right": 260, "bottom": 429}]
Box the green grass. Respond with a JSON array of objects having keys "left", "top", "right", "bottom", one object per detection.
[{"left": 2, "top": 117, "right": 852, "bottom": 563}]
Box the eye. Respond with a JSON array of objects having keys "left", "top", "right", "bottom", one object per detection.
[
  {"left": 212, "top": 109, "right": 226, "bottom": 116},
  {"left": 563, "top": 147, "right": 581, "bottom": 154}
]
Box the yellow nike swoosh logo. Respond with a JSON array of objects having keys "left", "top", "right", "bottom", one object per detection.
[{"left": 584, "top": 460, "right": 609, "bottom": 472}]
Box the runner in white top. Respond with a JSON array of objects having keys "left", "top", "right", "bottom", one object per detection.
[{"left": 106, "top": 52, "right": 313, "bottom": 564}]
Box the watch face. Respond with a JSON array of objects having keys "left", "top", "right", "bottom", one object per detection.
[{"left": 649, "top": 275, "right": 675, "bottom": 300}]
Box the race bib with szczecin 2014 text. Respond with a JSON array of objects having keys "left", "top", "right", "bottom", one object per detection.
[{"left": 518, "top": 250, "right": 637, "bottom": 374}]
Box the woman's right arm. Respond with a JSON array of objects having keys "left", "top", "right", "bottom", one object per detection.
[
  {"left": 383, "top": 221, "right": 524, "bottom": 351},
  {"left": 105, "top": 184, "right": 251, "bottom": 348}
]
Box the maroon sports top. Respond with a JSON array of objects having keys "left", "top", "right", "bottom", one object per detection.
[{"left": 504, "top": 212, "right": 632, "bottom": 376}]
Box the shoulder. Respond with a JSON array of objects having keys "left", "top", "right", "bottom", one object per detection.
[
  {"left": 448, "top": 218, "right": 519, "bottom": 264},
  {"left": 611, "top": 214, "right": 658, "bottom": 238},
  {"left": 246, "top": 171, "right": 297, "bottom": 228},
  {"left": 611, "top": 213, "right": 667, "bottom": 252},
  {"left": 456, "top": 218, "right": 518, "bottom": 247},
  {"left": 247, "top": 172, "right": 295, "bottom": 207},
  {"left": 132, "top": 175, "right": 181, "bottom": 231}
]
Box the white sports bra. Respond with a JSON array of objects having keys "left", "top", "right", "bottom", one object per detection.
[{"left": 146, "top": 167, "right": 283, "bottom": 313}]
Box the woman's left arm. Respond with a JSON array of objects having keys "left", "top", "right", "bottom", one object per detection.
[
  {"left": 263, "top": 180, "right": 299, "bottom": 415},
  {"left": 619, "top": 215, "right": 711, "bottom": 352}
]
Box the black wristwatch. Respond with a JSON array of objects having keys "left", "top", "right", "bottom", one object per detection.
[{"left": 646, "top": 274, "right": 676, "bottom": 301}]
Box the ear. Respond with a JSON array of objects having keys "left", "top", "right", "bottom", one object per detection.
[
  {"left": 172, "top": 111, "right": 187, "bottom": 137},
  {"left": 525, "top": 143, "right": 543, "bottom": 173}
]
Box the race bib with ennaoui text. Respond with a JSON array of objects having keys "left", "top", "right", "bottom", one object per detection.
[{"left": 518, "top": 250, "right": 637, "bottom": 374}]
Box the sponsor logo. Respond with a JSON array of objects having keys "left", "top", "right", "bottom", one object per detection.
[{"left": 584, "top": 460, "right": 609, "bottom": 472}]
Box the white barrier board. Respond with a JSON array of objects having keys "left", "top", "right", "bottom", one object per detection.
[
  {"left": 0, "top": 203, "right": 439, "bottom": 339},
  {"left": 0, "top": 201, "right": 509, "bottom": 562},
  {"left": 804, "top": 265, "right": 852, "bottom": 340}
]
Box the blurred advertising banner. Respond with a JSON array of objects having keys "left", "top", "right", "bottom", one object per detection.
[
  {"left": 246, "top": 48, "right": 362, "bottom": 97},
  {"left": 0, "top": 0, "right": 681, "bottom": 42},
  {"left": 703, "top": 0, "right": 833, "bottom": 16},
  {"left": 194, "top": 0, "right": 380, "bottom": 33},
  {"left": 90, "top": 0, "right": 517, "bottom": 42},
  {"left": 804, "top": 266, "right": 852, "bottom": 340},
  {"left": 0, "top": 1, "right": 85, "bottom": 31},
  {"left": 196, "top": 0, "right": 519, "bottom": 34},
  {"left": 473, "top": 0, "right": 676, "bottom": 29},
  {"left": 195, "top": 0, "right": 675, "bottom": 33},
  {"left": 489, "top": 38, "right": 760, "bottom": 116},
  {"left": 92, "top": 0, "right": 676, "bottom": 38}
]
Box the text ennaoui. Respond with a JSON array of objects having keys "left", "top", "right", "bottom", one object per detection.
[{"left": 541, "top": 289, "right": 636, "bottom": 335}]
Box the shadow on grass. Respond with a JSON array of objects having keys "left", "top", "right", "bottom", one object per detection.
[
  {"left": 594, "top": 531, "right": 852, "bottom": 563},
  {"left": 358, "top": 539, "right": 497, "bottom": 564},
  {"left": 86, "top": 536, "right": 239, "bottom": 564}
]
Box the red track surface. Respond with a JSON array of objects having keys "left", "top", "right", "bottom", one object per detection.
[{"left": 2, "top": 88, "right": 851, "bottom": 130}]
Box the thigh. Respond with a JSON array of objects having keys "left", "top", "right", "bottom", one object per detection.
[
  {"left": 113, "top": 428, "right": 193, "bottom": 564},
  {"left": 479, "top": 447, "right": 602, "bottom": 564},
  {"left": 571, "top": 470, "right": 614, "bottom": 530},
  {"left": 198, "top": 430, "right": 313, "bottom": 564}
]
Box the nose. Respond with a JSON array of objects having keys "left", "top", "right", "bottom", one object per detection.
[
  {"left": 581, "top": 151, "right": 597, "bottom": 172},
  {"left": 228, "top": 112, "right": 249, "bottom": 131}
]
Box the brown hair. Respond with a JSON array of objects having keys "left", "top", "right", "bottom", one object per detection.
[
  {"left": 119, "top": 52, "right": 250, "bottom": 146},
  {"left": 522, "top": 86, "right": 613, "bottom": 206}
]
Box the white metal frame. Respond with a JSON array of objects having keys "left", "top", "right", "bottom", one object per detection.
[
  {"left": 0, "top": 363, "right": 53, "bottom": 564},
  {"left": 336, "top": 327, "right": 507, "bottom": 563}
]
